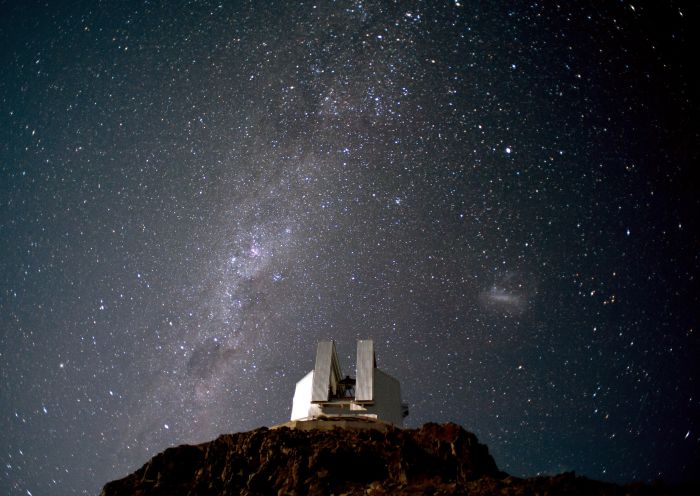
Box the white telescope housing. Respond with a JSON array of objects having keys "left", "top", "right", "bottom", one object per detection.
[{"left": 290, "top": 339, "right": 408, "bottom": 426}]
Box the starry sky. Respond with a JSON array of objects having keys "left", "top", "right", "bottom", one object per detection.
[{"left": 1, "top": 1, "right": 698, "bottom": 494}]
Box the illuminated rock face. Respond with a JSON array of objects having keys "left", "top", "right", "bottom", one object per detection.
[
  {"left": 100, "top": 422, "right": 698, "bottom": 496},
  {"left": 291, "top": 340, "right": 409, "bottom": 426},
  {"left": 100, "top": 423, "right": 502, "bottom": 496}
]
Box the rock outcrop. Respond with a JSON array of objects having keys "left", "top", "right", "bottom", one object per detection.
[{"left": 100, "top": 421, "right": 694, "bottom": 495}]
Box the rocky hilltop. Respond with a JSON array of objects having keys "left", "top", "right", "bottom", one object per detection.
[{"left": 100, "top": 421, "right": 693, "bottom": 495}]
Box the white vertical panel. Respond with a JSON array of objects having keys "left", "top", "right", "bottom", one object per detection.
[
  {"left": 311, "top": 341, "right": 332, "bottom": 401},
  {"left": 355, "top": 339, "right": 375, "bottom": 402},
  {"left": 311, "top": 341, "right": 341, "bottom": 402}
]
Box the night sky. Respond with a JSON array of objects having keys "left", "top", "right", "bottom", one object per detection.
[{"left": 1, "top": 1, "right": 698, "bottom": 494}]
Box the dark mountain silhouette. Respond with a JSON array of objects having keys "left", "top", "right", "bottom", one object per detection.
[{"left": 100, "top": 420, "right": 695, "bottom": 495}]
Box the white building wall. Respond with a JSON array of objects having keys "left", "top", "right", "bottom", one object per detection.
[
  {"left": 290, "top": 371, "right": 314, "bottom": 420},
  {"left": 368, "top": 369, "right": 403, "bottom": 425},
  {"left": 290, "top": 368, "right": 405, "bottom": 425}
]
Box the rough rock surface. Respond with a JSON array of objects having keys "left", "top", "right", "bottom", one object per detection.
[{"left": 100, "top": 422, "right": 694, "bottom": 496}]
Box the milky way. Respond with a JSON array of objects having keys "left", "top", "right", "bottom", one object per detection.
[{"left": 1, "top": 1, "right": 698, "bottom": 494}]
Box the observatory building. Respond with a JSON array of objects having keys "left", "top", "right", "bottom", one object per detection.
[{"left": 290, "top": 340, "right": 409, "bottom": 426}]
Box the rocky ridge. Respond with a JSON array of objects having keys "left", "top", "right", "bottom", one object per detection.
[{"left": 100, "top": 421, "right": 694, "bottom": 495}]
